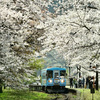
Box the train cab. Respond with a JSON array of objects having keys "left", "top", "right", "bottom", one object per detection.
[{"left": 41, "top": 67, "right": 67, "bottom": 93}]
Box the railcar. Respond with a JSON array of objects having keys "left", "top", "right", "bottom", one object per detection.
[{"left": 41, "top": 67, "right": 66, "bottom": 93}]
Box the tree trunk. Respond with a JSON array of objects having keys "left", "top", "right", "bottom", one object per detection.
[
  {"left": 4, "top": 85, "right": 6, "bottom": 89},
  {"left": 96, "top": 71, "right": 98, "bottom": 90},
  {"left": 0, "top": 85, "right": 3, "bottom": 93}
]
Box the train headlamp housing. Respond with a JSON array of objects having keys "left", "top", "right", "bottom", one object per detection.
[
  {"left": 48, "top": 79, "right": 52, "bottom": 83},
  {"left": 60, "top": 79, "right": 64, "bottom": 83}
]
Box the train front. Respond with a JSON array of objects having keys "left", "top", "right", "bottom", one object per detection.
[{"left": 46, "top": 67, "right": 66, "bottom": 93}]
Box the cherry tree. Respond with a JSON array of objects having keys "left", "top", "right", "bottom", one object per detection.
[
  {"left": 0, "top": 0, "right": 46, "bottom": 90},
  {"left": 37, "top": 0, "right": 100, "bottom": 70}
]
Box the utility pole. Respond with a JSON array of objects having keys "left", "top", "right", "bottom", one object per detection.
[
  {"left": 69, "top": 66, "right": 71, "bottom": 77},
  {"left": 89, "top": 63, "right": 92, "bottom": 69},
  {"left": 77, "top": 65, "right": 81, "bottom": 78},
  {"left": 68, "top": 63, "right": 71, "bottom": 77},
  {"left": 69, "top": 66, "right": 70, "bottom": 77}
]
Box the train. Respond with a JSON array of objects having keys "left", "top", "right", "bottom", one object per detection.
[{"left": 41, "top": 67, "right": 67, "bottom": 93}]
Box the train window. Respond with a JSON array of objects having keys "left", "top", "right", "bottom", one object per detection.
[
  {"left": 42, "top": 72, "right": 46, "bottom": 79},
  {"left": 47, "top": 70, "right": 53, "bottom": 79},
  {"left": 60, "top": 70, "right": 66, "bottom": 78}
]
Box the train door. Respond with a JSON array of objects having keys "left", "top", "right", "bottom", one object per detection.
[
  {"left": 54, "top": 70, "right": 59, "bottom": 78},
  {"left": 54, "top": 70, "right": 60, "bottom": 85}
]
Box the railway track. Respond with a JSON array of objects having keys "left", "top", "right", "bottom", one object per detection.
[
  {"left": 50, "top": 88, "right": 78, "bottom": 100},
  {"left": 29, "top": 85, "right": 80, "bottom": 100}
]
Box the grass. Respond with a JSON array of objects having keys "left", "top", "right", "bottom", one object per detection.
[
  {"left": 0, "top": 88, "right": 53, "bottom": 100},
  {"left": 76, "top": 88, "right": 100, "bottom": 100},
  {"left": 1, "top": 88, "right": 100, "bottom": 100}
]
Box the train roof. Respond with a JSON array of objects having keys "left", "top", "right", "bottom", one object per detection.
[{"left": 41, "top": 67, "right": 66, "bottom": 71}]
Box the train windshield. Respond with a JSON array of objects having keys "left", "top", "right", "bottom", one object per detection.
[
  {"left": 60, "top": 70, "right": 66, "bottom": 78},
  {"left": 47, "top": 70, "right": 53, "bottom": 79}
]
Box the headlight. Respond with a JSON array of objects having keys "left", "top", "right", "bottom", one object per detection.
[
  {"left": 48, "top": 79, "right": 52, "bottom": 83},
  {"left": 61, "top": 79, "right": 64, "bottom": 83}
]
